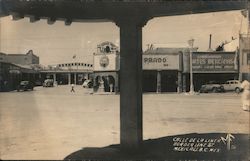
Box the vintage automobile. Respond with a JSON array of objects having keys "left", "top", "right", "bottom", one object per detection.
[
  {"left": 43, "top": 79, "right": 54, "bottom": 87},
  {"left": 82, "top": 79, "right": 93, "bottom": 88},
  {"left": 199, "top": 81, "right": 224, "bottom": 93},
  {"left": 17, "top": 81, "right": 34, "bottom": 92},
  {"left": 222, "top": 80, "right": 243, "bottom": 93}
]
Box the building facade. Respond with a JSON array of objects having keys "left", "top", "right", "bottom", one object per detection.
[
  {"left": 0, "top": 50, "right": 40, "bottom": 91},
  {"left": 142, "top": 48, "right": 187, "bottom": 93},
  {"left": 93, "top": 41, "right": 242, "bottom": 93},
  {"left": 183, "top": 51, "right": 239, "bottom": 91},
  {"left": 0, "top": 50, "right": 39, "bottom": 65},
  {"left": 93, "top": 42, "right": 191, "bottom": 93},
  {"left": 42, "top": 62, "right": 93, "bottom": 85},
  {"left": 0, "top": 62, "right": 39, "bottom": 91},
  {"left": 93, "top": 41, "right": 120, "bottom": 92}
]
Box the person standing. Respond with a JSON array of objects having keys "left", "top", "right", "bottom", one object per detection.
[
  {"left": 241, "top": 80, "right": 250, "bottom": 111},
  {"left": 71, "top": 84, "right": 75, "bottom": 93}
]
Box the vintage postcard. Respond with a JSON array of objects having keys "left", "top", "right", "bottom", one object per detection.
[{"left": 0, "top": 1, "right": 249, "bottom": 160}]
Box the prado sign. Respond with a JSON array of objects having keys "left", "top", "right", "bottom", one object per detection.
[{"left": 143, "top": 54, "right": 180, "bottom": 70}]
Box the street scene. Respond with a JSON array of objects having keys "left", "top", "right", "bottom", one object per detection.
[
  {"left": 0, "top": 1, "right": 250, "bottom": 160},
  {"left": 0, "top": 86, "right": 249, "bottom": 159}
]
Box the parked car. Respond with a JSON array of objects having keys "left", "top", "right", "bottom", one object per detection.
[
  {"left": 82, "top": 79, "right": 93, "bottom": 88},
  {"left": 222, "top": 80, "right": 243, "bottom": 93},
  {"left": 199, "top": 81, "right": 224, "bottom": 93},
  {"left": 43, "top": 79, "right": 54, "bottom": 87},
  {"left": 17, "top": 81, "right": 34, "bottom": 91}
]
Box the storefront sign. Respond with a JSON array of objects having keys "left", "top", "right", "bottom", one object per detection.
[
  {"left": 9, "top": 70, "right": 21, "bottom": 74},
  {"left": 143, "top": 54, "right": 180, "bottom": 70},
  {"left": 192, "top": 52, "right": 238, "bottom": 73}
]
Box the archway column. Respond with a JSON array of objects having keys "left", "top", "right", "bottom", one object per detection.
[
  {"left": 53, "top": 73, "right": 57, "bottom": 85},
  {"left": 68, "top": 73, "right": 71, "bottom": 85},
  {"left": 74, "top": 73, "right": 77, "bottom": 85},
  {"left": 116, "top": 18, "right": 148, "bottom": 149}
]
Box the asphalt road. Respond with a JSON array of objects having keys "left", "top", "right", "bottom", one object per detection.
[{"left": 0, "top": 85, "right": 249, "bottom": 159}]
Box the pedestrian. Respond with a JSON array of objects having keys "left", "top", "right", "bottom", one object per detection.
[
  {"left": 71, "top": 84, "right": 75, "bottom": 92},
  {"left": 241, "top": 80, "right": 250, "bottom": 111}
]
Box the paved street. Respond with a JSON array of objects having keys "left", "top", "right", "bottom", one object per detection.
[{"left": 0, "top": 85, "right": 249, "bottom": 159}]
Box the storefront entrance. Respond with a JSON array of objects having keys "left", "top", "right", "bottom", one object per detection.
[
  {"left": 142, "top": 70, "right": 178, "bottom": 93},
  {"left": 142, "top": 71, "right": 157, "bottom": 92},
  {"left": 161, "top": 71, "right": 178, "bottom": 92}
]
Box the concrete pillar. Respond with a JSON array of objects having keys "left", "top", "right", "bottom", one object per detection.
[
  {"left": 117, "top": 19, "right": 147, "bottom": 149},
  {"left": 74, "top": 73, "right": 77, "bottom": 85},
  {"left": 68, "top": 73, "right": 71, "bottom": 85},
  {"left": 177, "top": 72, "right": 182, "bottom": 93},
  {"left": 53, "top": 73, "right": 57, "bottom": 86},
  {"left": 239, "top": 73, "right": 243, "bottom": 82},
  {"left": 182, "top": 74, "right": 186, "bottom": 92},
  {"left": 156, "top": 70, "right": 161, "bottom": 93}
]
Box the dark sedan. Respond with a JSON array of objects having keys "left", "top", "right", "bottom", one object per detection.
[{"left": 17, "top": 81, "right": 34, "bottom": 92}]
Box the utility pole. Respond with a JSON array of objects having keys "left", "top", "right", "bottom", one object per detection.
[{"left": 188, "top": 39, "right": 195, "bottom": 95}]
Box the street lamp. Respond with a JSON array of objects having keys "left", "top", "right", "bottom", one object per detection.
[{"left": 188, "top": 38, "right": 195, "bottom": 94}]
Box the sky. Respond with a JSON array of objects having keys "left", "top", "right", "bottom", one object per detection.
[{"left": 0, "top": 10, "right": 248, "bottom": 66}]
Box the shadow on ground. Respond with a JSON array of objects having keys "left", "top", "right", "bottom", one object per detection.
[{"left": 64, "top": 133, "right": 249, "bottom": 160}]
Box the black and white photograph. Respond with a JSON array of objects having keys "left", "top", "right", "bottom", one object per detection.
[{"left": 0, "top": 0, "right": 249, "bottom": 160}]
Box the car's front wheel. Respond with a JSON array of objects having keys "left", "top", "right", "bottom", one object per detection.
[
  {"left": 212, "top": 87, "right": 217, "bottom": 93},
  {"left": 235, "top": 87, "right": 241, "bottom": 94}
]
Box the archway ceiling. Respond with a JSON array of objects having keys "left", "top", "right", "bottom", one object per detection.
[{"left": 0, "top": 0, "right": 248, "bottom": 24}]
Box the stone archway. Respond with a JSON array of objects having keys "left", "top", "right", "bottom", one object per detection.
[{"left": 107, "top": 75, "right": 115, "bottom": 92}]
